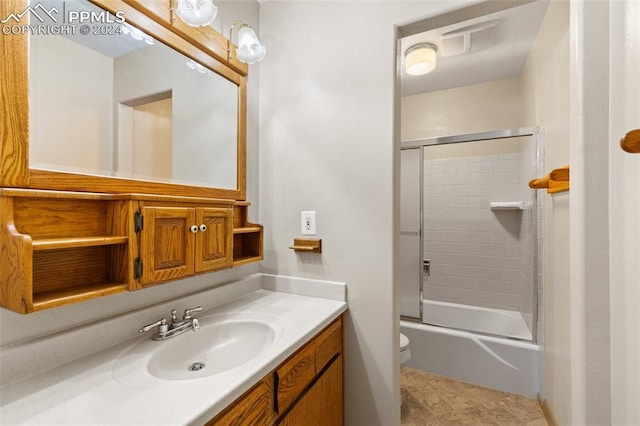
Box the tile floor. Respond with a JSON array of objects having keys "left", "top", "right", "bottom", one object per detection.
[{"left": 401, "top": 367, "right": 548, "bottom": 426}]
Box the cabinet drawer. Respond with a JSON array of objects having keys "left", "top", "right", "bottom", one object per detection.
[
  {"left": 275, "top": 340, "right": 316, "bottom": 413},
  {"left": 315, "top": 318, "right": 342, "bottom": 372},
  {"left": 208, "top": 379, "right": 271, "bottom": 426}
]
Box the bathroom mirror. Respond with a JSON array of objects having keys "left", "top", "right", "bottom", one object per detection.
[
  {"left": 0, "top": 0, "right": 247, "bottom": 199},
  {"left": 28, "top": 0, "right": 237, "bottom": 189}
]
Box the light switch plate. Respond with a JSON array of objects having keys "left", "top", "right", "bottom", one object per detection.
[{"left": 301, "top": 211, "right": 316, "bottom": 235}]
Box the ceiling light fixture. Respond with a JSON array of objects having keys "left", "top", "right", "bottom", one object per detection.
[
  {"left": 171, "top": 0, "right": 217, "bottom": 27},
  {"left": 405, "top": 43, "right": 437, "bottom": 76},
  {"left": 227, "top": 21, "right": 266, "bottom": 64}
]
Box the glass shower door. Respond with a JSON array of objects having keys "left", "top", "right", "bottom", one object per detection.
[{"left": 399, "top": 147, "right": 423, "bottom": 320}]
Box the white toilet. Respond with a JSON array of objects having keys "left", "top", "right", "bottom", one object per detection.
[{"left": 400, "top": 333, "right": 411, "bottom": 366}]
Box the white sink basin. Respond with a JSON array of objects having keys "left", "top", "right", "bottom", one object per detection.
[{"left": 113, "top": 312, "right": 282, "bottom": 387}]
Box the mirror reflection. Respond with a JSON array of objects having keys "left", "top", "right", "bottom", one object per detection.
[{"left": 28, "top": 0, "right": 238, "bottom": 189}]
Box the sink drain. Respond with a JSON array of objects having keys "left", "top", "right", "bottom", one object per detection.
[{"left": 188, "top": 362, "right": 206, "bottom": 372}]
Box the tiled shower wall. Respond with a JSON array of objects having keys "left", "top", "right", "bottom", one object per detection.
[{"left": 423, "top": 139, "right": 540, "bottom": 333}]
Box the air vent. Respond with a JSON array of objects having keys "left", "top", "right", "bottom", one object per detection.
[{"left": 440, "top": 21, "right": 497, "bottom": 57}]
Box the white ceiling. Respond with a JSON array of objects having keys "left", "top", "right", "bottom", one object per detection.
[{"left": 400, "top": 0, "right": 550, "bottom": 97}]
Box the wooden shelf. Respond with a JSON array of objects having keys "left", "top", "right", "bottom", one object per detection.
[
  {"left": 234, "top": 227, "right": 262, "bottom": 234},
  {"left": 32, "top": 236, "right": 128, "bottom": 251},
  {"left": 32, "top": 282, "right": 129, "bottom": 311},
  {"left": 233, "top": 255, "right": 263, "bottom": 267}
]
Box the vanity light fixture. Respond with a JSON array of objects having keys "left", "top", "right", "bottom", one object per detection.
[
  {"left": 227, "top": 21, "right": 266, "bottom": 64},
  {"left": 121, "top": 23, "right": 154, "bottom": 45},
  {"left": 186, "top": 59, "right": 209, "bottom": 74},
  {"left": 405, "top": 43, "right": 437, "bottom": 76},
  {"left": 170, "top": 0, "right": 217, "bottom": 27}
]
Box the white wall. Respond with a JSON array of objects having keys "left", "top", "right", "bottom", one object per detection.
[
  {"left": 29, "top": 35, "right": 114, "bottom": 173},
  {"left": 113, "top": 44, "right": 238, "bottom": 189},
  {"left": 520, "top": 0, "right": 571, "bottom": 422},
  {"left": 609, "top": 1, "right": 640, "bottom": 424},
  {"left": 402, "top": 77, "right": 522, "bottom": 140},
  {"left": 258, "top": 1, "right": 477, "bottom": 424}
]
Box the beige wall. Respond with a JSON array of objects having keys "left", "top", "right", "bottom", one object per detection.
[
  {"left": 520, "top": 0, "right": 571, "bottom": 423},
  {"left": 401, "top": 77, "right": 522, "bottom": 141}
]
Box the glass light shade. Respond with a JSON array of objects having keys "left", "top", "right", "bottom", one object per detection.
[
  {"left": 405, "top": 43, "right": 437, "bottom": 76},
  {"left": 175, "top": 0, "right": 217, "bottom": 27},
  {"left": 236, "top": 26, "right": 266, "bottom": 64}
]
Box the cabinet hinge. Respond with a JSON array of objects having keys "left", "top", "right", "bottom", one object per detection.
[
  {"left": 134, "top": 211, "right": 144, "bottom": 233},
  {"left": 134, "top": 257, "right": 143, "bottom": 280}
]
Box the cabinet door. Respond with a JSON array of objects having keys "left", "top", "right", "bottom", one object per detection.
[
  {"left": 207, "top": 379, "right": 272, "bottom": 426},
  {"left": 279, "top": 355, "right": 343, "bottom": 426},
  {"left": 140, "top": 207, "right": 195, "bottom": 284},
  {"left": 195, "top": 208, "right": 233, "bottom": 273}
]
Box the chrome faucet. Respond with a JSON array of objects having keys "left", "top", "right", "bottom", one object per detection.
[{"left": 139, "top": 306, "right": 203, "bottom": 341}]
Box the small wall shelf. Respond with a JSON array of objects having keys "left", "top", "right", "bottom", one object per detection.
[
  {"left": 289, "top": 238, "right": 322, "bottom": 253},
  {"left": 490, "top": 201, "right": 524, "bottom": 210}
]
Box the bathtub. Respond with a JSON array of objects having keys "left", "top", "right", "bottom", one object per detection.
[
  {"left": 422, "top": 300, "right": 533, "bottom": 341},
  {"left": 400, "top": 318, "right": 540, "bottom": 397}
]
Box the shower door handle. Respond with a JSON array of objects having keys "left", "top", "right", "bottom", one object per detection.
[{"left": 423, "top": 259, "right": 430, "bottom": 276}]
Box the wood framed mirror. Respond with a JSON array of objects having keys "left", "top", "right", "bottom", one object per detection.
[{"left": 1, "top": 0, "right": 249, "bottom": 200}]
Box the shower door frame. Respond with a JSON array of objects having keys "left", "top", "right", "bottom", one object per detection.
[{"left": 400, "top": 126, "right": 541, "bottom": 343}]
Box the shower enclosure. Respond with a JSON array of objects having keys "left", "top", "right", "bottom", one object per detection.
[{"left": 400, "top": 127, "right": 542, "bottom": 343}]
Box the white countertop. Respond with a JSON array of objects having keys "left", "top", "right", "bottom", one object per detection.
[{"left": 0, "top": 277, "right": 347, "bottom": 425}]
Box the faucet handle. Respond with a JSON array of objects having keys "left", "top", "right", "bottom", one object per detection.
[
  {"left": 183, "top": 306, "right": 203, "bottom": 320},
  {"left": 140, "top": 318, "right": 168, "bottom": 333}
]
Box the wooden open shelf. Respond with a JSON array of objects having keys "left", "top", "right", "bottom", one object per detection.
[
  {"left": 233, "top": 227, "right": 262, "bottom": 234},
  {"left": 32, "top": 236, "right": 129, "bottom": 251},
  {"left": 32, "top": 282, "right": 129, "bottom": 311},
  {"left": 0, "top": 190, "right": 132, "bottom": 314}
]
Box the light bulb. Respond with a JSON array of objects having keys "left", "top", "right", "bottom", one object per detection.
[
  {"left": 175, "top": 0, "right": 217, "bottom": 28},
  {"left": 236, "top": 26, "right": 266, "bottom": 64}
]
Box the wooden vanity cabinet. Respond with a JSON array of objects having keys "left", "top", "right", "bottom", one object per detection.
[
  {"left": 138, "top": 205, "right": 233, "bottom": 285},
  {"left": 208, "top": 316, "right": 344, "bottom": 426}
]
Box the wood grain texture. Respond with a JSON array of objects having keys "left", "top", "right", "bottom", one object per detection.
[
  {"left": 275, "top": 341, "right": 317, "bottom": 414},
  {"left": 107, "top": 200, "right": 134, "bottom": 288},
  {"left": 528, "top": 176, "right": 550, "bottom": 189},
  {"left": 208, "top": 379, "right": 272, "bottom": 426},
  {"left": 29, "top": 169, "right": 243, "bottom": 200},
  {"left": 548, "top": 180, "right": 570, "bottom": 194},
  {"left": 32, "top": 236, "right": 128, "bottom": 251},
  {"left": 140, "top": 207, "right": 195, "bottom": 284},
  {"left": 314, "top": 318, "right": 342, "bottom": 373},
  {"left": 620, "top": 129, "right": 640, "bottom": 153},
  {"left": 12, "top": 198, "right": 108, "bottom": 238},
  {"left": 549, "top": 165, "right": 569, "bottom": 181},
  {"left": 0, "top": 0, "right": 30, "bottom": 187},
  {"left": 195, "top": 208, "right": 233, "bottom": 273},
  {"left": 0, "top": 196, "right": 32, "bottom": 313},
  {"left": 279, "top": 355, "right": 343, "bottom": 426},
  {"left": 289, "top": 238, "right": 322, "bottom": 254}
]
